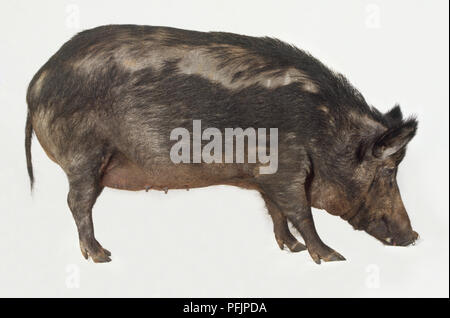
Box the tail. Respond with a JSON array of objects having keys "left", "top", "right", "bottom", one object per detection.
[{"left": 25, "top": 111, "right": 34, "bottom": 192}]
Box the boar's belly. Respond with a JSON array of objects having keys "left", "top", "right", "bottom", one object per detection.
[
  {"left": 100, "top": 152, "right": 253, "bottom": 191},
  {"left": 101, "top": 153, "right": 151, "bottom": 191}
]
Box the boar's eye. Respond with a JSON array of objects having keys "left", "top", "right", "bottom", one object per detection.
[{"left": 382, "top": 167, "right": 396, "bottom": 176}]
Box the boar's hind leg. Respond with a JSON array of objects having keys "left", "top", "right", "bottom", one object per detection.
[
  {"left": 261, "top": 193, "right": 306, "bottom": 252},
  {"left": 66, "top": 162, "right": 111, "bottom": 263},
  {"left": 261, "top": 176, "right": 345, "bottom": 264}
]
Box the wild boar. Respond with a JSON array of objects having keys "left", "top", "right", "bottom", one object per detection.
[{"left": 25, "top": 25, "right": 419, "bottom": 264}]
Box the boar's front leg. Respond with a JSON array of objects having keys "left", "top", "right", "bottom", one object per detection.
[
  {"left": 66, "top": 162, "right": 111, "bottom": 263},
  {"left": 261, "top": 193, "right": 306, "bottom": 252},
  {"left": 260, "top": 174, "right": 345, "bottom": 264}
]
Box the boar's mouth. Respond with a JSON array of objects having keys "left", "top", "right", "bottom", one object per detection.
[
  {"left": 350, "top": 213, "right": 419, "bottom": 247},
  {"left": 379, "top": 231, "right": 419, "bottom": 247},
  {"left": 369, "top": 217, "right": 419, "bottom": 247}
]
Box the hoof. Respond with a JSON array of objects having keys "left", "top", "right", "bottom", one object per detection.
[
  {"left": 308, "top": 245, "right": 345, "bottom": 264},
  {"left": 80, "top": 240, "right": 112, "bottom": 263},
  {"left": 322, "top": 251, "right": 345, "bottom": 262},
  {"left": 287, "top": 241, "right": 307, "bottom": 253},
  {"left": 276, "top": 238, "right": 306, "bottom": 253},
  {"left": 92, "top": 252, "right": 112, "bottom": 263}
]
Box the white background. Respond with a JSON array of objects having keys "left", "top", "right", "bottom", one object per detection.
[{"left": 0, "top": 0, "right": 448, "bottom": 297}]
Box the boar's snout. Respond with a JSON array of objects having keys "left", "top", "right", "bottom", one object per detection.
[
  {"left": 391, "top": 230, "right": 419, "bottom": 247},
  {"left": 365, "top": 213, "right": 418, "bottom": 247}
]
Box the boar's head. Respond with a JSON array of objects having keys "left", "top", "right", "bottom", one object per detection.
[
  {"left": 312, "top": 106, "right": 419, "bottom": 246},
  {"left": 345, "top": 106, "right": 419, "bottom": 246}
]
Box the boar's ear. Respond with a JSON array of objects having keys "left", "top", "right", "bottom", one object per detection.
[
  {"left": 384, "top": 104, "right": 403, "bottom": 125},
  {"left": 373, "top": 118, "right": 418, "bottom": 159}
]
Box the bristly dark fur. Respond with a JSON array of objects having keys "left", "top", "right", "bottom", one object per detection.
[
  {"left": 25, "top": 25, "right": 419, "bottom": 263},
  {"left": 384, "top": 104, "right": 403, "bottom": 125},
  {"left": 25, "top": 111, "right": 34, "bottom": 191}
]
